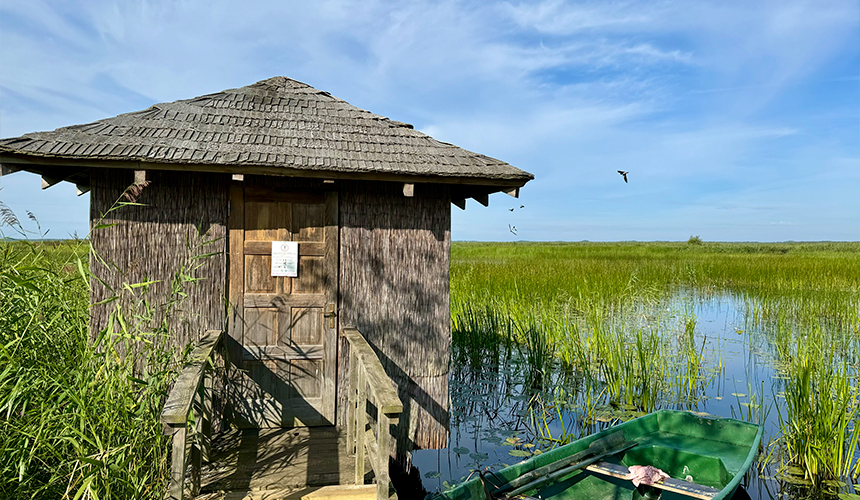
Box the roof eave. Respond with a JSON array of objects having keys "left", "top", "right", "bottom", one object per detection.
[{"left": 0, "top": 151, "right": 532, "bottom": 201}]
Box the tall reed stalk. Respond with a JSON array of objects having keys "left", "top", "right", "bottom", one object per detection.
[{"left": 0, "top": 192, "right": 218, "bottom": 499}]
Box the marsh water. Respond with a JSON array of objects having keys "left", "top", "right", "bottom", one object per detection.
[{"left": 412, "top": 292, "right": 859, "bottom": 499}]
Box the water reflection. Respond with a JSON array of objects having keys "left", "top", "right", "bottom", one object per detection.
[{"left": 413, "top": 293, "right": 859, "bottom": 500}]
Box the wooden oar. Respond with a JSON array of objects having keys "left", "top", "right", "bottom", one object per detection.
[
  {"left": 501, "top": 441, "right": 637, "bottom": 499},
  {"left": 491, "top": 431, "right": 626, "bottom": 495}
]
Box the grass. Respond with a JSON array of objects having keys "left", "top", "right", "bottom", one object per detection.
[
  {"left": 770, "top": 326, "right": 860, "bottom": 484},
  {"left": 0, "top": 237, "right": 181, "bottom": 499},
  {"left": 0, "top": 191, "right": 217, "bottom": 499},
  {"left": 450, "top": 240, "right": 860, "bottom": 488}
]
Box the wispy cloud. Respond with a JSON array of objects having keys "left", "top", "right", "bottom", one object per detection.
[{"left": 1, "top": 0, "right": 857, "bottom": 240}]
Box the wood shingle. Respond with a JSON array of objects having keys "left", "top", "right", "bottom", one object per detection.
[{"left": 0, "top": 77, "right": 532, "bottom": 188}]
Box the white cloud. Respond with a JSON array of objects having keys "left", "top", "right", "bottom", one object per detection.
[{"left": 1, "top": 0, "right": 857, "bottom": 241}]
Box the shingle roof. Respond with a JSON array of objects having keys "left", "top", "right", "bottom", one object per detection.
[{"left": 0, "top": 77, "right": 532, "bottom": 185}]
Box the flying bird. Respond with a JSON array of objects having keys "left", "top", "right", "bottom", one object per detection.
[
  {"left": 509, "top": 208, "right": 514, "bottom": 211},
  {"left": 617, "top": 170, "right": 629, "bottom": 183},
  {"left": 520, "top": 205, "right": 525, "bottom": 208},
  {"left": 509, "top": 224, "right": 517, "bottom": 235}
]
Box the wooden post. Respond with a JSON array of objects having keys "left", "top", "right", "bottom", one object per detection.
[
  {"left": 376, "top": 413, "right": 391, "bottom": 500},
  {"left": 167, "top": 426, "right": 187, "bottom": 500},
  {"left": 347, "top": 345, "right": 358, "bottom": 454},
  {"left": 201, "top": 366, "right": 213, "bottom": 463},
  {"left": 190, "top": 436, "right": 201, "bottom": 497},
  {"left": 354, "top": 364, "right": 367, "bottom": 485}
]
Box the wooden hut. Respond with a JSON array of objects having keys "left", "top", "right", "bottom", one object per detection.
[{"left": 0, "top": 77, "right": 533, "bottom": 467}]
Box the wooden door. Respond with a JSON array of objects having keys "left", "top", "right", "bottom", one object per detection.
[{"left": 228, "top": 184, "right": 338, "bottom": 427}]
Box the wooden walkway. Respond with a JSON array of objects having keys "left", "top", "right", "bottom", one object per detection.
[
  {"left": 197, "top": 427, "right": 357, "bottom": 497},
  {"left": 162, "top": 329, "right": 402, "bottom": 500}
]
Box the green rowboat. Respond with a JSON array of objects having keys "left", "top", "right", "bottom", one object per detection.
[{"left": 437, "top": 410, "right": 763, "bottom": 500}]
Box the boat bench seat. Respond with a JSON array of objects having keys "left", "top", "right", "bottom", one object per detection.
[{"left": 585, "top": 461, "right": 720, "bottom": 500}]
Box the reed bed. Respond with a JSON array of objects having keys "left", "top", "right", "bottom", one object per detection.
[
  {"left": 0, "top": 236, "right": 181, "bottom": 499},
  {"left": 450, "top": 241, "right": 860, "bottom": 489},
  {"left": 0, "top": 189, "right": 217, "bottom": 499}
]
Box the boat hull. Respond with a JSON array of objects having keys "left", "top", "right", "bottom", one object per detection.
[{"left": 439, "top": 410, "right": 763, "bottom": 500}]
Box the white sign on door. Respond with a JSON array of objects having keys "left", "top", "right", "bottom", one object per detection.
[{"left": 271, "top": 241, "right": 298, "bottom": 277}]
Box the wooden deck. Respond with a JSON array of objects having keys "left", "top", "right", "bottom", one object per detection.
[
  {"left": 163, "top": 329, "right": 402, "bottom": 500},
  {"left": 196, "top": 426, "right": 362, "bottom": 498}
]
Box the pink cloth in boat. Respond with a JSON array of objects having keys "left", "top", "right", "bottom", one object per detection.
[{"left": 626, "top": 465, "right": 670, "bottom": 487}]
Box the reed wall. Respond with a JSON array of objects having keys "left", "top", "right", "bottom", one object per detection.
[
  {"left": 89, "top": 170, "right": 450, "bottom": 456},
  {"left": 338, "top": 181, "right": 451, "bottom": 457},
  {"left": 89, "top": 169, "right": 229, "bottom": 349}
]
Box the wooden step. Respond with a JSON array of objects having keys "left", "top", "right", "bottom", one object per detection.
[
  {"left": 302, "top": 485, "right": 377, "bottom": 499},
  {"left": 195, "top": 485, "right": 378, "bottom": 500}
]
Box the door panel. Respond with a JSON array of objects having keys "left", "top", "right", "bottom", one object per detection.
[{"left": 228, "top": 185, "right": 338, "bottom": 428}]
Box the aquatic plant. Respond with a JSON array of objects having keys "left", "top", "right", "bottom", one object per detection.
[{"left": 772, "top": 326, "right": 860, "bottom": 484}]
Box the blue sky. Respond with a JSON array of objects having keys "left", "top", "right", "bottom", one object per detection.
[{"left": 1, "top": 0, "right": 857, "bottom": 241}]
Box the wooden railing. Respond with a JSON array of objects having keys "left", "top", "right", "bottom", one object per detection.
[
  {"left": 344, "top": 328, "right": 404, "bottom": 500},
  {"left": 160, "top": 329, "right": 224, "bottom": 500}
]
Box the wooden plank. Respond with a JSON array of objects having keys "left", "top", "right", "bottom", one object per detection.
[
  {"left": 200, "top": 427, "right": 358, "bottom": 493},
  {"left": 365, "top": 427, "right": 379, "bottom": 480},
  {"left": 75, "top": 183, "right": 90, "bottom": 196},
  {"left": 585, "top": 461, "right": 720, "bottom": 500},
  {"left": 228, "top": 182, "right": 245, "bottom": 363},
  {"left": 452, "top": 198, "right": 466, "bottom": 210},
  {"left": 245, "top": 186, "right": 326, "bottom": 204},
  {"left": 295, "top": 256, "right": 325, "bottom": 293},
  {"left": 0, "top": 153, "right": 531, "bottom": 188},
  {"left": 402, "top": 183, "right": 414, "bottom": 197},
  {"left": 301, "top": 485, "right": 377, "bottom": 499},
  {"left": 293, "top": 203, "right": 325, "bottom": 241},
  {"left": 244, "top": 293, "right": 326, "bottom": 308},
  {"left": 354, "top": 365, "right": 367, "bottom": 485},
  {"left": 244, "top": 240, "right": 325, "bottom": 256},
  {"left": 167, "top": 426, "right": 187, "bottom": 500},
  {"left": 343, "top": 329, "right": 403, "bottom": 416},
  {"left": 41, "top": 174, "right": 63, "bottom": 189},
  {"left": 375, "top": 413, "right": 391, "bottom": 500},
  {"left": 321, "top": 190, "right": 338, "bottom": 424},
  {"left": 472, "top": 193, "right": 489, "bottom": 206},
  {"left": 241, "top": 344, "right": 324, "bottom": 361},
  {"left": 0, "top": 164, "right": 20, "bottom": 176},
  {"left": 291, "top": 307, "right": 323, "bottom": 344},
  {"left": 347, "top": 347, "right": 358, "bottom": 454},
  {"left": 161, "top": 329, "right": 223, "bottom": 425}
]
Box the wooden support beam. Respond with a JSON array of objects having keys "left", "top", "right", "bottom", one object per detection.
[
  {"left": 452, "top": 198, "right": 466, "bottom": 210},
  {"left": 0, "top": 152, "right": 530, "bottom": 188},
  {"left": 472, "top": 194, "right": 489, "bottom": 207},
  {"left": 134, "top": 170, "right": 148, "bottom": 185},
  {"left": 1, "top": 164, "right": 20, "bottom": 176},
  {"left": 504, "top": 187, "right": 519, "bottom": 198},
  {"left": 232, "top": 174, "right": 244, "bottom": 181},
  {"left": 41, "top": 175, "right": 63, "bottom": 189},
  {"left": 403, "top": 183, "right": 414, "bottom": 197},
  {"left": 76, "top": 184, "right": 90, "bottom": 196}
]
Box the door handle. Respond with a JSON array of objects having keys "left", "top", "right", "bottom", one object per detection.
[{"left": 324, "top": 303, "right": 337, "bottom": 328}]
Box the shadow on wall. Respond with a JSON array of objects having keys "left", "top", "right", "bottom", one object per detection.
[
  {"left": 88, "top": 169, "right": 229, "bottom": 349},
  {"left": 338, "top": 180, "right": 452, "bottom": 462}
]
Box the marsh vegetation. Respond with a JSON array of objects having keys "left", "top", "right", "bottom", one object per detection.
[
  {"left": 2, "top": 227, "right": 858, "bottom": 499},
  {"left": 416, "top": 241, "right": 860, "bottom": 500}
]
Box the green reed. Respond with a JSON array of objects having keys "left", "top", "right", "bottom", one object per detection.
[
  {"left": 451, "top": 240, "right": 860, "bottom": 486},
  {"left": 0, "top": 195, "right": 218, "bottom": 498},
  {"left": 772, "top": 326, "right": 860, "bottom": 484}
]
